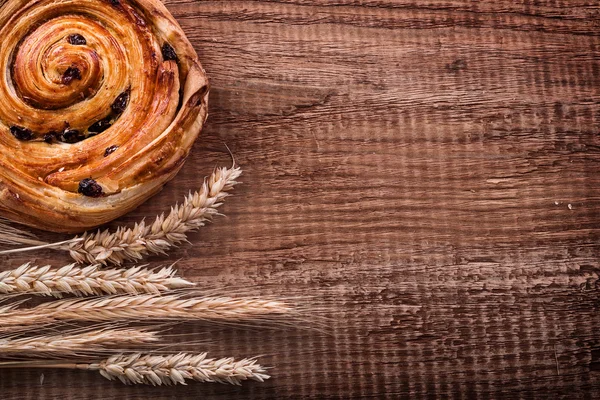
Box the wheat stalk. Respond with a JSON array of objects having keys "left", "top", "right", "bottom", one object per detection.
[
  {"left": 0, "top": 217, "right": 45, "bottom": 246},
  {"left": 0, "top": 353, "right": 270, "bottom": 386},
  {"left": 0, "top": 294, "right": 292, "bottom": 330},
  {"left": 65, "top": 166, "right": 242, "bottom": 265},
  {"left": 0, "top": 263, "right": 194, "bottom": 297},
  {"left": 0, "top": 328, "right": 159, "bottom": 357}
]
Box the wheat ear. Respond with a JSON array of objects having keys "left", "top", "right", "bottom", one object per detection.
[
  {"left": 64, "top": 166, "right": 242, "bottom": 265},
  {"left": 0, "top": 294, "right": 292, "bottom": 330},
  {"left": 0, "top": 166, "right": 242, "bottom": 262},
  {"left": 0, "top": 263, "right": 194, "bottom": 297},
  {"left": 0, "top": 353, "right": 269, "bottom": 386},
  {"left": 0, "top": 328, "right": 159, "bottom": 357}
]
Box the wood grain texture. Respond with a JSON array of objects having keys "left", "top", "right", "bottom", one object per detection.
[{"left": 1, "top": 0, "right": 600, "bottom": 398}]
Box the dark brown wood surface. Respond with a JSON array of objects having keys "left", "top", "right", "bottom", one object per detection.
[{"left": 2, "top": 0, "right": 600, "bottom": 398}]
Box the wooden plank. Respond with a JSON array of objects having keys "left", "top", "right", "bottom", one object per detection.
[{"left": 1, "top": 0, "right": 600, "bottom": 398}]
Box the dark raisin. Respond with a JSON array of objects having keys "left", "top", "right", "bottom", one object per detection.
[
  {"left": 43, "top": 132, "right": 57, "bottom": 143},
  {"left": 104, "top": 145, "right": 119, "bottom": 157},
  {"left": 111, "top": 90, "right": 130, "bottom": 114},
  {"left": 10, "top": 126, "right": 33, "bottom": 141},
  {"left": 161, "top": 43, "right": 178, "bottom": 62},
  {"left": 67, "top": 34, "right": 86, "bottom": 46},
  {"left": 62, "top": 66, "right": 82, "bottom": 85},
  {"left": 59, "top": 129, "right": 84, "bottom": 143},
  {"left": 88, "top": 117, "right": 112, "bottom": 133},
  {"left": 78, "top": 178, "right": 103, "bottom": 197}
]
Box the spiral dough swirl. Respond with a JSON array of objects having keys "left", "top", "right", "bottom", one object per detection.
[{"left": 0, "top": 0, "right": 209, "bottom": 232}]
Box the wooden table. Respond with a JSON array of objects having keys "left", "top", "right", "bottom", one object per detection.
[{"left": 2, "top": 0, "right": 600, "bottom": 398}]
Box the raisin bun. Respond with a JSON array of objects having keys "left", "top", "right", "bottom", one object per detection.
[{"left": 0, "top": 0, "right": 208, "bottom": 232}]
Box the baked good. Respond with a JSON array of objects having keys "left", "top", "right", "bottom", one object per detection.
[{"left": 0, "top": 0, "right": 209, "bottom": 232}]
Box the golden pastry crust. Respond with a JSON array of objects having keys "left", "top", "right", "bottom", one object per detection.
[{"left": 0, "top": 0, "right": 209, "bottom": 232}]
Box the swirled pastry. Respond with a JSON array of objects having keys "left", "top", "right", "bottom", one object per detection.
[{"left": 0, "top": 0, "right": 209, "bottom": 232}]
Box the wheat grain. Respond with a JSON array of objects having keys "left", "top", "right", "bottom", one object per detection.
[
  {"left": 64, "top": 166, "right": 242, "bottom": 265},
  {"left": 0, "top": 328, "right": 159, "bottom": 357},
  {"left": 0, "top": 294, "right": 292, "bottom": 329},
  {"left": 0, "top": 263, "right": 194, "bottom": 297},
  {"left": 0, "top": 303, "right": 17, "bottom": 313}
]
